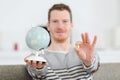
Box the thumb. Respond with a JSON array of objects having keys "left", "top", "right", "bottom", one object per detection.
[
  {"left": 74, "top": 41, "right": 86, "bottom": 60},
  {"left": 74, "top": 41, "right": 81, "bottom": 53}
]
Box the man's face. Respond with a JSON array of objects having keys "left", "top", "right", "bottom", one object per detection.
[{"left": 47, "top": 10, "right": 73, "bottom": 42}]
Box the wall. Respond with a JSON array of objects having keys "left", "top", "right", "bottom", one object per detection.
[
  {"left": 0, "top": 0, "right": 119, "bottom": 51},
  {"left": 0, "top": 0, "right": 120, "bottom": 64},
  {"left": 72, "top": 0, "right": 119, "bottom": 50}
]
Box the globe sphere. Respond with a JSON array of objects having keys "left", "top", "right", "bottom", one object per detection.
[{"left": 26, "top": 26, "right": 50, "bottom": 50}]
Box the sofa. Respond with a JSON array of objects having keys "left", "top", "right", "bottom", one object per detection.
[{"left": 0, "top": 63, "right": 120, "bottom": 80}]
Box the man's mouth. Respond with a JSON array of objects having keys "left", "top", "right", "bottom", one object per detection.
[{"left": 56, "top": 32, "right": 64, "bottom": 35}]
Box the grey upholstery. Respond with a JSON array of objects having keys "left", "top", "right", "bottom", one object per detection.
[
  {"left": 0, "top": 63, "right": 120, "bottom": 80},
  {"left": 94, "top": 63, "right": 120, "bottom": 80},
  {"left": 0, "top": 65, "right": 32, "bottom": 80}
]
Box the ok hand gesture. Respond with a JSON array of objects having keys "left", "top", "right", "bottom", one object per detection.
[{"left": 75, "top": 33, "right": 97, "bottom": 67}]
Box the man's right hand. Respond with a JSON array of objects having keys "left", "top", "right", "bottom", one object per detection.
[{"left": 24, "top": 55, "right": 47, "bottom": 69}]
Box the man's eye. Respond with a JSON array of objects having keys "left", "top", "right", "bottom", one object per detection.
[
  {"left": 63, "top": 20, "right": 69, "bottom": 23},
  {"left": 53, "top": 20, "right": 57, "bottom": 23}
]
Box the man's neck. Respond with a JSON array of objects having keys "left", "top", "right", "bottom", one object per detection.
[{"left": 47, "top": 40, "right": 71, "bottom": 52}]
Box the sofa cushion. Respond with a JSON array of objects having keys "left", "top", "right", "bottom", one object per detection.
[
  {"left": 0, "top": 65, "right": 32, "bottom": 80},
  {"left": 94, "top": 63, "right": 120, "bottom": 80},
  {"left": 0, "top": 63, "right": 120, "bottom": 80}
]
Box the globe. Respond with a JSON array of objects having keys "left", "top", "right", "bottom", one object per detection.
[{"left": 26, "top": 26, "right": 50, "bottom": 51}]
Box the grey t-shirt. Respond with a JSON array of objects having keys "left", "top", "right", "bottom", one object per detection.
[{"left": 27, "top": 47, "right": 100, "bottom": 80}]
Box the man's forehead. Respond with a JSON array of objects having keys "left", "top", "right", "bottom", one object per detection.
[
  {"left": 50, "top": 10, "right": 70, "bottom": 19},
  {"left": 50, "top": 10, "right": 69, "bottom": 14}
]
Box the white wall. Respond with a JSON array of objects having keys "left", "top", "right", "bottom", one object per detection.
[
  {"left": 72, "top": 0, "right": 119, "bottom": 50},
  {"left": 118, "top": 0, "right": 120, "bottom": 25},
  {"left": 0, "top": 0, "right": 120, "bottom": 51},
  {"left": 0, "top": 0, "right": 120, "bottom": 65}
]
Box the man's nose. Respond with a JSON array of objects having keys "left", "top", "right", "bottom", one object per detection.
[{"left": 57, "top": 22, "right": 64, "bottom": 28}]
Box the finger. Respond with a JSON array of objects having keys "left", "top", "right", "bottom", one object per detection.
[
  {"left": 24, "top": 59, "right": 28, "bottom": 63},
  {"left": 24, "top": 57, "right": 27, "bottom": 62},
  {"left": 37, "top": 61, "right": 47, "bottom": 69},
  {"left": 26, "top": 60, "right": 32, "bottom": 66},
  {"left": 74, "top": 41, "right": 83, "bottom": 54},
  {"left": 81, "top": 33, "right": 85, "bottom": 43},
  {"left": 32, "top": 60, "right": 37, "bottom": 68},
  {"left": 75, "top": 41, "right": 81, "bottom": 49},
  {"left": 24, "top": 54, "right": 32, "bottom": 62},
  {"left": 92, "top": 35, "right": 97, "bottom": 47},
  {"left": 36, "top": 61, "right": 43, "bottom": 66},
  {"left": 41, "top": 62, "right": 47, "bottom": 66},
  {"left": 85, "top": 32, "right": 90, "bottom": 44}
]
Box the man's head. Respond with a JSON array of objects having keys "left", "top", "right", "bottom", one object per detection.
[
  {"left": 47, "top": 3, "right": 73, "bottom": 43},
  {"left": 48, "top": 3, "right": 72, "bottom": 23}
]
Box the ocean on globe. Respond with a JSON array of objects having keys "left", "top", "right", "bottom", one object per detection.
[{"left": 26, "top": 26, "right": 50, "bottom": 50}]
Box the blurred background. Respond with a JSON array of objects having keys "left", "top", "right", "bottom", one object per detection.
[{"left": 0, "top": 0, "right": 120, "bottom": 65}]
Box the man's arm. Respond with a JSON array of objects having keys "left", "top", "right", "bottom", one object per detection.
[
  {"left": 26, "top": 64, "right": 47, "bottom": 79},
  {"left": 82, "top": 52, "right": 100, "bottom": 73},
  {"left": 75, "top": 33, "right": 100, "bottom": 73}
]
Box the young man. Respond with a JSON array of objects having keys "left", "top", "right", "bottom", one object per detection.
[{"left": 24, "top": 3, "right": 100, "bottom": 80}]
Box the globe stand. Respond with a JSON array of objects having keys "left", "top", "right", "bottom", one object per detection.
[{"left": 26, "top": 49, "right": 47, "bottom": 62}]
